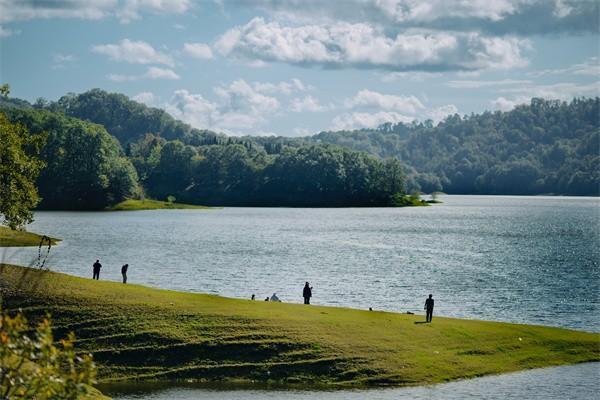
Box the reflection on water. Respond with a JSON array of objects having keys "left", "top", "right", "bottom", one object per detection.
[
  {"left": 4, "top": 196, "right": 600, "bottom": 332},
  {"left": 102, "top": 363, "right": 600, "bottom": 400}
]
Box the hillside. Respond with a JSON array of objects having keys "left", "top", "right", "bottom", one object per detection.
[
  {"left": 2, "top": 92, "right": 598, "bottom": 201},
  {"left": 311, "top": 98, "right": 600, "bottom": 195},
  {"left": 1, "top": 264, "right": 598, "bottom": 387}
]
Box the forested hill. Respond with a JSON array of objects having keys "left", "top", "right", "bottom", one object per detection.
[
  {"left": 2, "top": 91, "right": 598, "bottom": 201},
  {"left": 1, "top": 97, "right": 408, "bottom": 209},
  {"left": 310, "top": 98, "right": 599, "bottom": 196}
]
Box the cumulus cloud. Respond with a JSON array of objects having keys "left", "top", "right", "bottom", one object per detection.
[
  {"left": 290, "top": 95, "right": 328, "bottom": 112},
  {"left": 164, "top": 90, "right": 219, "bottom": 129},
  {"left": 0, "top": 0, "right": 190, "bottom": 24},
  {"left": 491, "top": 81, "right": 600, "bottom": 111},
  {"left": 132, "top": 91, "right": 157, "bottom": 105},
  {"left": 426, "top": 104, "right": 459, "bottom": 123},
  {"left": 92, "top": 39, "right": 174, "bottom": 66},
  {"left": 108, "top": 66, "right": 180, "bottom": 81},
  {"left": 117, "top": 0, "right": 190, "bottom": 23},
  {"left": 344, "top": 89, "right": 424, "bottom": 113},
  {"left": 245, "top": 0, "right": 599, "bottom": 35},
  {"left": 183, "top": 42, "right": 214, "bottom": 59},
  {"left": 331, "top": 111, "right": 414, "bottom": 131},
  {"left": 253, "top": 78, "right": 311, "bottom": 95},
  {"left": 163, "top": 79, "right": 287, "bottom": 133},
  {"left": 490, "top": 96, "right": 530, "bottom": 111},
  {"left": 332, "top": 89, "right": 459, "bottom": 129},
  {"left": 215, "top": 18, "right": 530, "bottom": 72}
]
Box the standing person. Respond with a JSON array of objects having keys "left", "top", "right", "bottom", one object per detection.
[
  {"left": 92, "top": 260, "right": 102, "bottom": 280},
  {"left": 121, "top": 264, "right": 129, "bottom": 284},
  {"left": 424, "top": 294, "right": 434, "bottom": 323},
  {"left": 303, "top": 282, "right": 313, "bottom": 305}
]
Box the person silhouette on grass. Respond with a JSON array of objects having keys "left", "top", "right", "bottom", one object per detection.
[
  {"left": 425, "top": 294, "right": 434, "bottom": 323},
  {"left": 92, "top": 260, "right": 102, "bottom": 280},
  {"left": 303, "top": 282, "right": 313, "bottom": 304},
  {"left": 121, "top": 264, "right": 129, "bottom": 284}
]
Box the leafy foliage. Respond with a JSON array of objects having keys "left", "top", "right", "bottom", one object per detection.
[
  {"left": 45, "top": 89, "right": 226, "bottom": 146},
  {"left": 310, "top": 98, "right": 600, "bottom": 195},
  {"left": 0, "top": 311, "right": 96, "bottom": 399},
  {"left": 0, "top": 112, "right": 46, "bottom": 229},
  {"left": 2, "top": 108, "right": 139, "bottom": 210}
]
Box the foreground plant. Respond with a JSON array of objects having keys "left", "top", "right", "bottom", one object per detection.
[{"left": 0, "top": 311, "right": 96, "bottom": 399}]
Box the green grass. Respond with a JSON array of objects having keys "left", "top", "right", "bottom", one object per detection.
[
  {"left": 106, "top": 199, "right": 212, "bottom": 211},
  {"left": 0, "top": 226, "right": 60, "bottom": 247},
  {"left": 1, "top": 264, "right": 598, "bottom": 388}
]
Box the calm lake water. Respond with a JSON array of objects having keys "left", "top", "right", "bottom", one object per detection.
[
  {"left": 5, "top": 195, "right": 599, "bottom": 331},
  {"left": 100, "top": 362, "right": 600, "bottom": 400},
  {"left": 3, "top": 195, "right": 599, "bottom": 398}
]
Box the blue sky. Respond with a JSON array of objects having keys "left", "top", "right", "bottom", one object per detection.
[{"left": 1, "top": 0, "right": 598, "bottom": 136}]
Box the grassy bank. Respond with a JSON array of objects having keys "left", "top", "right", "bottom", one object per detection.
[
  {"left": 106, "top": 199, "right": 212, "bottom": 211},
  {"left": 1, "top": 264, "right": 598, "bottom": 387},
  {"left": 0, "top": 226, "right": 60, "bottom": 247}
]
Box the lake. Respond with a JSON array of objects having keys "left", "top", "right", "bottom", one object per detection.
[
  {"left": 3, "top": 195, "right": 599, "bottom": 398},
  {"left": 5, "top": 195, "right": 599, "bottom": 331},
  {"left": 100, "top": 362, "right": 600, "bottom": 400}
]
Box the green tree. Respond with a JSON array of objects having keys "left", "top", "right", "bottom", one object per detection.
[{"left": 0, "top": 113, "right": 46, "bottom": 229}]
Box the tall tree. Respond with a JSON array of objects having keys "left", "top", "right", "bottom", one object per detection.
[{"left": 0, "top": 85, "right": 46, "bottom": 229}]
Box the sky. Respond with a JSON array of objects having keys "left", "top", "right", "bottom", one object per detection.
[{"left": 0, "top": 0, "right": 599, "bottom": 137}]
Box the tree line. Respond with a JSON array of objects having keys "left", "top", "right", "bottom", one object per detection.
[
  {"left": 308, "top": 98, "right": 599, "bottom": 195},
  {"left": 2, "top": 89, "right": 597, "bottom": 222},
  {"left": 1, "top": 91, "right": 407, "bottom": 212}
]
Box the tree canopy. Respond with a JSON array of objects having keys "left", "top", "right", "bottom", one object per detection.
[
  {"left": 2, "top": 107, "right": 139, "bottom": 210},
  {"left": 310, "top": 98, "right": 600, "bottom": 195},
  {"left": 0, "top": 112, "right": 46, "bottom": 228}
]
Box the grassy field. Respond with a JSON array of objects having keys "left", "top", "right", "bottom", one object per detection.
[
  {"left": 107, "top": 199, "right": 212, "bottom": 211},
  {"left": 1, "top": 264, "right": 598, "bottom": 388},
  {"left": 0, "top": 226, "right": 60, "bottom": 247}
]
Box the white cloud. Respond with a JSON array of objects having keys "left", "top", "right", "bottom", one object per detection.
[
  {"left": 163, "top": 79, "right": 284, "bottom": 133},
  {"left": 446, "top": 79, "right": 532, "bottom": 89},
  {"left": 0, "top": 0, "right": 190, "bottom": 24},
  {"left": 164, "top": 90, "right": 218, "bottom": 129},
  {"left": 426, "top": 104, "right": 459, "bottom": 123},
  {"left": 490, "top": 96, "right": 530, "bottom": 111},
  {"left": 183, "top": 42, "right": 214, "bottom": 59},
  {"left": 108, "top": 66, "right": 180, "bottom": 81},
  {"left": 216, "top": 18, "right": 530, "bottom": 72},
  {"left": 290, "top": 95, "right": 328, "bottom": 112},
  {"left": 528, "top": 58, "right": 600, "bottom": 77},
  {"left": 331, "top": 111, "right": 414, "bottom": 131},
  {"left": 491, "top": 81, "right": 600, "bottom": 111},
  {"left": 117, "top": 0, "right": 190, "bottom": 23},
  {"left": 499, "top": 81, "right": 600, "bottom": 98},
  {"left": 335, "top": 89, "right": 459, "bottom": 128},
  {"left": 132, "top": 91, "right": 157, "bottom": 105},
  {"left": 253, "top": 78, "right": 311, "bottom": 95},
  {"left": 213, "top": 79, "right": 280, "bottom": 120},
  {"left": 92, "top": 39, "right": 174, "bottom": 66},
  {"left": 247, "top": 0, "right": 598, "bottom": 35},
  {"left": 344, "top": 89, "right": 424, "bottom": 114}
]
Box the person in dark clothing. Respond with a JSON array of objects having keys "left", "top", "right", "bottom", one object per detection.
[
  {"left": 121, "top": 264, "right": 129, "bottom": 284},
  {"left": 424, "top": 294, "right": 434, "bottom": 322},
  {"left": 92, "top": 260, "right": 102, "bottom": 280},
  {"left": 303, "top": 282, "right": 313, "bottom": 304}
]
